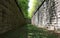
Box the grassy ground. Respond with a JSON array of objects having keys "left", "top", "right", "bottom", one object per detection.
[
  {"left": 26, "top": 24, "right": 59, "bottom": 38},
  {"left": 0, "top": 24, "right": 59, "bottom": 38}
]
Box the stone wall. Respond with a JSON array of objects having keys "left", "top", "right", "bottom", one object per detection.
[
  {"left": 0, "top": 0, "right": 26, "bottom": 34},
  {"left": 31, "top": 0, "right": 60, "bottom": 31}
]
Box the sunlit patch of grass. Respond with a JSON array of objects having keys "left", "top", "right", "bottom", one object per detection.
[{"left": 24, "top": 24, "right": 58, "bottom": 38}]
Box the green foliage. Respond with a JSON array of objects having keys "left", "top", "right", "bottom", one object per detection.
[
  {"left": 17, "top": 0, "right": 44, "bottom": 18},
  {"left": 28, "top": 0, "right": 42, "bottom": 18},
  {"left": 17, "top": 0, "right": 28, "bottom": 18},
  {"left": 17, "top": 0, "right": 42, "bottom": 18},
  {"left": 28, "top": 0, "right": 39, "bottom": 18}
]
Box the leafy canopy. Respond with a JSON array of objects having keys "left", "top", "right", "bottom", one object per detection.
[{"left": 17, "top": 0, "right": 29, "bottom": 18}]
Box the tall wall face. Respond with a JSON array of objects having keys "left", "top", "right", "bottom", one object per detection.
[
  {"left": 31, "top": 0, "right": 60, "bottom": 31},
  {"left": 31, "top": 0, "right": 51, "bottom": 28},
  {"left": 0, "top": 0, "right": 26, "bottom": 34},
  {"left": 54, "top": 0, "right": 60, "bottom": 31}
]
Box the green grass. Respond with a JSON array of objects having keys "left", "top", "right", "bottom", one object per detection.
[
  {"left": 26, "top": 24, "right": 58, "bottom": 38},
  {"left": 0, "top": 24, "right": 58, "bottom": 38}
]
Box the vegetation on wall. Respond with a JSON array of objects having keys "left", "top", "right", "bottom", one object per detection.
[{"left": 17, "top": 0, "right": 29, "bottom": 18}]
